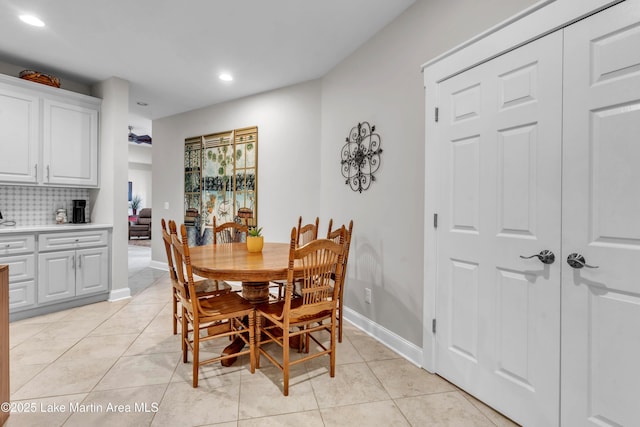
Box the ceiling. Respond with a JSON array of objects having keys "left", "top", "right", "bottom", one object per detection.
[{"left": 0, "top": 0, "right": 415, "bottom": 134}]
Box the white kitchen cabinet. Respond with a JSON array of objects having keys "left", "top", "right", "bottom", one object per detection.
[
  {"left": 0, "top": 73, "right": 101, "bottom": 187},
  {"left": 0, "top": 234, "right": 36, "bottom": 311},
  {"left": 37, "top": 250, "right": 75, "bottom": 303},
  {"left": 0, "top": 84, "right": 39, "bottom": 183},
  {"left": 0, "top": 226, "right": 112, "bottom": 319},
  {"left": 37, "top": 247, "right": 108, "bottom": 304},
  {"left": 43, "top": 99, "right": 99, "bottom": 186},
  {"left": 38, "top": 230, "right": 109, "bottom": 304},
  {"left": 75, "top": 247, "right": 109, "bottom": 296}
]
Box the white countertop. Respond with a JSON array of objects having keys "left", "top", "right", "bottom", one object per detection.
[{"left": 0, "top": 223, "right": 113, "bottom": 234}]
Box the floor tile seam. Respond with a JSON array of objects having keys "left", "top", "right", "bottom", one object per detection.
[
  {"left": 146, "top": 363, "right": 177, "bottom": 427},
  {"left": 10, "top": 390, "right": 90, "bottom": 411},
  {"left": 305, "top": 356, "right": 392, "bottom": 411},
  {"left": 383, "top": 397, "right": 415, "bottom": 427},
  {"left": 457, "top": 390, "right": 507, "bottom": 427},
  {"left": 342, "top": 332, "right": 391, "bottom": 362},
  {"left": 391, "top": 390, "right": 500, "bottom": 426},
  {"left": 236, "top": 369, "right": 251, "bottom": 423},
  {"left": 52, "top": 353, "right": 124, "bottom": 368},
  {"left": 139, "top": 301, "right": 174, "bottom": 332},
  {"left": 27, "top": 315, "right": 114, "bottom": 340},
  {"left": 11, "top": 320, "right": 106, "bottom": 386},
  {"left": 316, "top": 398, "right": 410, "bottom": 425},
  {"left": 56, "top": 395, "right": 85, "bottom": 426},
  {"left": 305, "top": 352, "right": 324, "bottom": 415},
  {"left": 315, "top": 395, "right": 393, "bottom": 411},
  {"left": 363, "top": 358, "right": 402, "bottom": 401},
  {"left": 236, "top": 409, "right": 322, "bottom": 424},
  {"left": 75, "top": 349, "right": 175, "bottom": 397}
]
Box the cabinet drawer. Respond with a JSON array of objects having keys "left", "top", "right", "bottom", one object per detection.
[
  {"left": 0, "top": 234, "right": 35, "bottom": 255},
  {"left": 39, "top": 230, "right": 108, "bottom": 251},
  {"left": 9, "top": 280, "right": 36, "bottom": 311},
  {"left": 0, "top": 254, "right": 35, "bottom": 281}
]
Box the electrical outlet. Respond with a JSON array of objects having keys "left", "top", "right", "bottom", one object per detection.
[
  {"left": 164, "top": 202, "right": 170, "bottom": 209},
  {"left": 365, "top": 288, "right": 372, "bottom": 304}
]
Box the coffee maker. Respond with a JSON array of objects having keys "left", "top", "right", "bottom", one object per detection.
[{"left": 71, "top": 199, "right": 86, "bottom": 223}]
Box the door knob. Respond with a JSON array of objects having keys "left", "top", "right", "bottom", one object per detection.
[
  {"left": 520, "top": 250, "right": 555, "bottom": 264},
  {"left": 566, "top": 253, "right": 598, "bottom": 269}
]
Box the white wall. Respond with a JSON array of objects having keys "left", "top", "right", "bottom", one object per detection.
[
  {"left": 319, "top": 0, "right": 538, "bottom": 347},
  {"left": 91, "top": 77, "right": 131, "bottom": 300},
  {"left": 128, "top": 164, "right": 152, "bottom": 211},
  {"left": 152, "top": 80, "right": 322, "bottom": 263},
  {"left": 128, "top": 144, "right": 152, "bottom": 211},
  {"left": 151, "top": 0, "right": 539, "bottom": 349}
]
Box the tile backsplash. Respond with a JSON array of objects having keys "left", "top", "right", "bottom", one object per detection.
[{"left": 0, "top": 186, "right": 90, "bottom": 226}]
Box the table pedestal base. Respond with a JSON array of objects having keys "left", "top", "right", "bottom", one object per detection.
[{"left": 241, "top": 281, "right": 270, "bottom": 304}]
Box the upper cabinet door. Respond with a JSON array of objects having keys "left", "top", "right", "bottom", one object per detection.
[
  {"left": 0, "top": 85, "right": 39, "bottom": 183},
  {"left": 42, "top": 99, "right": 99, "bottom": 187}
]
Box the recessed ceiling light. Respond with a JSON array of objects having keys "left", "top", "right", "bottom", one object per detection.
[
  {"left": 19, "top": 15, "right": 45, "bottom": 27},
  {"left": 219, "top": 73, "right": 233, "bottom": 82},
  {"left": 136, "top": 101, "right": 148, "bottom": 106}
]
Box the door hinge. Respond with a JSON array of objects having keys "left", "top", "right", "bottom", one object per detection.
[
  {"left": 433, "top": 213, "right": 438, "bottom": 228},
  {"left": 432, "top": 318, "right": 437, "bottom": 334},
  {"left": 434, "top": 107, "right": 439, "bottom": 122}
]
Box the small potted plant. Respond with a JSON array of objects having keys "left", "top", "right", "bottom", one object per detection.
[
  {"left": 246, "top": 226, "right": 264, "bottom": 253},
  {"left": 129, "top": 194, "right": 142, "bottom": 215}
]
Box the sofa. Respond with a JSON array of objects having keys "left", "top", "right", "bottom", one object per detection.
[{"left": 129, "top": 208, "right": 152, "bottom": 239}]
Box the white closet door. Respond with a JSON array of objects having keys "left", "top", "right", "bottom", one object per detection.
[
  {"left": 562, "top": 1, "right": 640, "bottom": 426},
  {"left": 435, "top": 31, "right": 562, "bottom": 426}
]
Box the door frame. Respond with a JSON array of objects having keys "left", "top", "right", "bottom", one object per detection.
[{"left": 421, "top": 0, "right": 624, "bottom": 372}]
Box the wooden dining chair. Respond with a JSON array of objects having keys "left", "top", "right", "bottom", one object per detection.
[
  {"left": 256, "top": 227, "right": 345, "bottom": 396},
  {"left": 161, "top": 218, "right": 232, "bottom": 335},
  {"left": 325, "top": 219, "right": 354, "bottom": 343},
  {"left": 297, "top": 216, "right": 319, "bottom": 246},
  {"left": 171, "top": 221, "right": 256, "bottom": 387},
  {"left": 213, "top": 216, "right": 248, "bottom": 244},
  {"left": 270, "top": 216, "right": 320, "bottom": 300}
]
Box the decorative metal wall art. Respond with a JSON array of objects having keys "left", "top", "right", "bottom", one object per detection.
[{"left": 341, "top": 121, "right": 383, "bottom": 193}]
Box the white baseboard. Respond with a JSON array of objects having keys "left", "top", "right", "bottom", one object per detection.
[
  {"left": 108, "top": 287, "right": 131, "bottom": 301},
  {"left": 149, "top": 260, "right": 167, "bottom": 271},
  {"left": 343, "top": 306, "right": 423, "bottom": 367}
]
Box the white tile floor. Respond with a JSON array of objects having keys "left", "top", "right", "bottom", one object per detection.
[{"left": 5, "top": 245, "right": 520, "bottom": 426}]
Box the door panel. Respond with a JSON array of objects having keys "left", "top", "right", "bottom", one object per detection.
[
  {"left": 449, "top": 259, "right": 479, "bottom": 361},
  {"left": 38, "top": 251, "right": 75, "bottom": 303},
  {"left": 562, "top": 2, "right": 640, "bottom": 426},
  {"left": 75, "top": 247, "right": 108, "bottom": 296},
  {"left": 436, "top": 31, "right": 563, "bottom": 427},
  {"left": 42, "top": 99, "right": 98, "bottom": 186},
  {"left": 497, "top": 124, "right": 537, "bottom": 236},
  {"left": 0, "top": 86, "right": 39, "bottom": 183}
]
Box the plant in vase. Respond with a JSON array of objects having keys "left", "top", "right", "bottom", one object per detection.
[
  {"left": 247, "top": 226, "right": 264, "bottom": 253},
  {"left": 130, "top": 194, "right": 142, "bottom": 215}
]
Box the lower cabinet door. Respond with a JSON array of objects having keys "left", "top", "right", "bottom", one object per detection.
[
  {"left": 8, "top": 280, "right": 36, "bottom": 311},
  {"left": 75, "top": 247, "right": 108, "bottom": 296},
  {"left": 38, "top": 250, "right": 75, "bottom": 304}
]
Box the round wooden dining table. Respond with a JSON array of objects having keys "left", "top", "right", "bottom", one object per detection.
[
  {"left": 189, "top": 241, "right": 300, "bottom": 365},
  {"left": 189, "top": 241, "right": 296, "bottom": 303}
]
